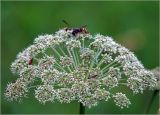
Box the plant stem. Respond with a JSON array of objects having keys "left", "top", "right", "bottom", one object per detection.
[
  {"left": 80, "top": 102, "right": 85, "bottom": 114},
  {"left": 97, "top": 58, "right": 104, "bottom": 67},
  {"left": 72, "top": 49, "right": 78, "bottom": 67},
  {"left": 58, "top": 46, "right": 73, "bottom": 71},
  {"left": 144, "top": 90, "right": 159, "bottom": 114},
  {"left": 51, "top": 47, "right": 62, "bottom": 58},
  {"left": 67, "top": 48, "right": 76, "bottom": 69},
  {"left": 82, "top": 39, "right": 85, "bottom": 49},
  {"left": 101, "top": 60, "right": 116, "bottom": 72},
  {"left": 75, "top": 48, "right": 80, "bottom": 65}
]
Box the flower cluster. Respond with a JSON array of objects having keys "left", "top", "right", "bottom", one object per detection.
[
  {"left": 151, "top": 67, "right": 160, "bottom": 90},
  {"left": 113, "top": 92, "right": 131, "bottom": 109},
  {"left": 66, "top": 39, "right": 81, "bottom": 49},
  {"left": 60, "top": 56, "right": 73, "bottom": 67},
  {"left": 35, "top": 85, "right": 56, "bottom": 104},
  {"left": 5, "top": 79, "right": 28, "bottom": 102},
  {"left": 5, "top": 28, "right": 157, "bottom": 109}
]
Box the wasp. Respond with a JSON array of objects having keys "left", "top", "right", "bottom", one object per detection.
[{"left": 62, "top": 20, "right": 89, "bottom": 36}]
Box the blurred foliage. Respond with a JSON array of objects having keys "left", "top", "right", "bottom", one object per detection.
[{"left": 1, "top": 1, "right": 159, "bottom": 114}]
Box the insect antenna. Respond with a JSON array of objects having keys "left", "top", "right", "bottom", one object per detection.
[
  {"left": 62, "top": 20, "right": 70, "bottom": 27},
  {"left": 81, "top": 25, "right": 87, "bottom": 28}
]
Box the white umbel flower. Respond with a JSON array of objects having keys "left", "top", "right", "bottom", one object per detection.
[
  {"left": 113, "top": 92, "right": 131, "bottom": 109},
  {"left": 35, "top": 85, "right": 56, "bottom": 104},
  {"left": 5, "top": 28, "right": 157, "bottom": 109},
  {"left": 4, "top": 79, "right": 28, "bottom": 102}
]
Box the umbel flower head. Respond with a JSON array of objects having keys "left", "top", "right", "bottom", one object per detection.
[{"left": 5, "top": 27, "right": 157, "bottom": 109}]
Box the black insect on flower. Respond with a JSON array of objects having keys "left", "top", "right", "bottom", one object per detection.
[
  {"left": 72, "top": 26, "right": 88, "bottom": 36},
  {"left": 62, "top": 20, "right": 89, "bottom": 36}
]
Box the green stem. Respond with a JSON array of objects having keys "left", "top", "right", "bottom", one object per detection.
[
  {"left": 102, "top": 63, "right": 123, "bottom": 74},
  {"left": 51, "top": 46, "right": 72, "bottom": 72},
  {"left": 67, "top": 48, "right": 76, "bottom": 69},
  {"left": 54, "top": 62, "right": 66, "bottom": 72},
  {"left": 54, "top": 64, "right": 64, "bottom": 71},
  {"left": 72, "top": 49, "right": 78, "bottom": 67},
  {"left": 95, "top": 49, "right": 103, "bottom": 62},
  {"left": 67, "top": 66, "right": 72, "bottom": 73},
  {"left": 144, "top": 90, "right": 159, "bottom": 114},
  {"left": 119, "top": 83, "right": 127, "bottom": 86},
  {"left": 34, "top": 57, "right": 39, "bottom": 62},
  {"left": 97, "top": 58, "right": 104, "bottom": 67},
  {"left": 58, "top": 46, "right": 73, "bottom": 72},
  {"left": 80, "top": 102, "right": 85, "bottom": 114},
  {"left": 86, "top": 49, "right": 101, "bottom": 79},
  {"left": 82, "top": 39, "right": 85, "bottom": 49},
  {"left": 58, "top": 45, "right": 66, "bottom": 56},
  {"left": 101, "top": 61, "right": 116, "bottom": 72},
  {"left": 102, "top": 63, "right": 121, "bottom": 74},
  {"left": 75, "top": 49, "right": 80, "bottom": 65},
  {"left": 51, "top": 47, "right": 62, "bottom": 58}
]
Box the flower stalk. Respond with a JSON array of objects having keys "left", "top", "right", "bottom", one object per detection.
[{"left": 80, "top": 102, "right": 85, "bottom": 114}]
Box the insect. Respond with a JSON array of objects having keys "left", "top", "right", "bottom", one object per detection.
[
  {"left": 62, "top": 20, "right": 89, "bottom": 36},
  {"left": 88, "top": 74, "right": 97, "bottom": 79},
  {"left": 72, "top": 26, "right": 88, "bottom": 36},
  {"left": 28, "top": 58, "right": 33, "bottom": 65}
]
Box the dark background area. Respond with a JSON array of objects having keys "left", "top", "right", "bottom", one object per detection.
[{"left": 1, "top": 1, "right": 159, "bottom": 114}]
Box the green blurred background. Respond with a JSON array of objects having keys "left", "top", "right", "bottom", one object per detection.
[{"left": 1, "top": 1, "right": 159, "bottom": 114}]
